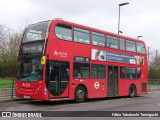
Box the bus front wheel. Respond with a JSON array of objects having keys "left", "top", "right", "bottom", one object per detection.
[
  {"left": 75, "top": 86, "right": 87, "bottom": 103},
  {"left": 129, "top": 85, "right": 137, "bottom": 97}
]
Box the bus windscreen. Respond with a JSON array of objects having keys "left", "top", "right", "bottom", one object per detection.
[{"left": 16, "top": 57, "right": 43, "bottom": 82}]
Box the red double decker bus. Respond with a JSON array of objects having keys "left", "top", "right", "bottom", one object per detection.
[{"left": 15, "top": 19, "right": 148, "bottom": 102}]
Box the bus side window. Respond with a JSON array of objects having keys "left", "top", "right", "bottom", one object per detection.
[
  {"left": 106, "top": 35, "right": 119, "bottom": 49},
  {"left": 55, "top": 24, "right": 72, "bottom": 41},
  {"left": 137, "top": 42, "right": 145, "bottom": 54},
  {"left": 73, "top": 62, "right": 90, "bottom": 78},
  {"left": 126, "top": 67, "right": 136, "bottom": 79},
  {"left": 74, "top": 69, "right": 81, "bottom": 78},
  {"left": 120, "top": 66, "right": 125, "bottom": 78},
  {"left": 74, "top": 27, "right": 90, "bottom": 44},
  {"left": 137, "top": 68, "right": 141, "bottom": 79},
  {"left": 77, "top": 73, "right": 82, "bottom": 78}
]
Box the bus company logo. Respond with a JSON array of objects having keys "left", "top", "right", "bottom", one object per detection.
[
  {"left": 54, "top": 50, "right": 67, "bottom": 57},
  {"left": 94, "top": 82, "right": 100, "bottom": 89},
  {"left": 2, "top": 112, "right": 11, "bottom": 117},
  {"left": 22, "top": 83, "right": 30, "bottom": 88}
]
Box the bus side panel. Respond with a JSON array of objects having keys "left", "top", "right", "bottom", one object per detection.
[
  {"left": 69, "top": 79, "right": 107, "bottom": 99},
  {"left": 118, "top": 79, "right": 128, "bottom": 96},
  {"left": 118, "top": 79, "right": 147, "bottom": 97},
  {"left": 87, "top": 79, "right": 107, "bottom": 99}
]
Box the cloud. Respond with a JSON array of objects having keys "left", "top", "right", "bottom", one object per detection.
[{"left": 0, "top": 0, "right": 160, "bottom": 51}]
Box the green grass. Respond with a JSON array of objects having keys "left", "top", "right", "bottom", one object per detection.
[
  {"left": 0, "top": 78, "right": 14, "bottom": 88},
  {"left": 0, "top": 78, "right": 13, "bottom": 83},
  {"left": 148, "top": 85, "right": 160, "bottom": 90}
]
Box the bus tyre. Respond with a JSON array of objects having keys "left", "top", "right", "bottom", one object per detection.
[
  {"left": 129, "top": 85, "right": 136, "bottom": 98},
  {"left": 75, "top": 86, "right": 86, "bottom": 103}
]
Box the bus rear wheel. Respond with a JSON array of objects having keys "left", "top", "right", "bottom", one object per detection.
[
  {"left": 129, "top": 85, "right": 137, "bottom": 97},
  {"left": 75, "top": 86, "right": 86, "bottom": 103}
]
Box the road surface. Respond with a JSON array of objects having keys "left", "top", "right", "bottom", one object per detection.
[{"left": 0, "top": 91, "right": 160, "bottom": 120}]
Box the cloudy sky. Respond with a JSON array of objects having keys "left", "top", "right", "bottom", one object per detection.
[{"left": 0, "top": 0, "right": 160, "bottom": 53}]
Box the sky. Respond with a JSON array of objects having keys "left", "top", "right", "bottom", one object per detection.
[{"left": 0, "top": 0, "right": 160, "bottom": 54}]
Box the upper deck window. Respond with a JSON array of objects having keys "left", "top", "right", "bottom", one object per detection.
[
  {"left": 92, "top": 32, "right": 105, "bottom": 47},
  {"left": 137, "top": 42, "right": 145, "bottom": 54},
  {"left": 55, "top": 24, "right": 72, "bottom": 41},
  {"left": 107, "top": 36, "right": 119, "bottom": 49},
  {"left": 23, "top": 21, "right": 50, "bottom": 42},
  {"left": 119, "top": 38, "right": 125, "bottom": 50},
  {"left": 126, "top": 40, "right": 136, "bottom": 52},
  {"left": 74, "top": 27, "right": 90, "bottom": 44}
]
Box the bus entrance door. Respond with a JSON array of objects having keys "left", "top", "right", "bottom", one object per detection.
[
  {"left": 47, "top": 60, "right": 69, "bottom": 99},
  {"left": 107, "top": 66, "right": 118, "bottom": 97}
]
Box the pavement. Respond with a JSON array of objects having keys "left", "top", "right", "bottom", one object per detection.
[{"left": 0, "top": 96, "right": 20, "bottom": 102}]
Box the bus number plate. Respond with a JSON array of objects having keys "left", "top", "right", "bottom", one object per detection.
[{"left": 24, "top": 95, "right": 30, "bottom": 99}]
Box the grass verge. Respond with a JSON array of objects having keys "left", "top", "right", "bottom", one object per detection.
[{"left": 0, "top": 78, "right": 14, "bottom": 88}]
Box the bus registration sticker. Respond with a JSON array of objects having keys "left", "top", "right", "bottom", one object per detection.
[{"left": 94, "top": 82, "right": 100, "bottom": 89}]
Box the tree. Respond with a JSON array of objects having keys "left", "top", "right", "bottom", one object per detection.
[
  {"left": 0, "top": 25, "right": 24, "bottom": 77},
  {"left": 148, "top": 50, "right": 160, "bottom": 79},
  {"left": 0, "top": 25, "right": 9, "bottom": 77},
  {"left": 0, "top": 20, "right": 31, "bottom": 77}
]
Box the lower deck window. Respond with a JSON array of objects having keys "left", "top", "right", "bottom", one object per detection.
[
  {"left": 126, "top": 67, "right": 136, "bottom": 79},
  {"left": 73, "top": 62, "right": 90, "bottom": 78},
  {"left": 120, "top": 66, "right": 141, "bottom": 79},
  {"left": 92, "top": 64, "right": 106, "bottom": 78}
]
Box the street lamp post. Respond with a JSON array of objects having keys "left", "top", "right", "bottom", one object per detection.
[
  {"left": 137, "top": 36, "right": 143, "bottom": 39},
  {"left": 118, "top": 2, "right": 129, "bottom": 34}
]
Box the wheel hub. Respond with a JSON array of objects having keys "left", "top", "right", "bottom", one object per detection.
[{"left": 77, "top": 90, "right": 84, "bottom": 99}]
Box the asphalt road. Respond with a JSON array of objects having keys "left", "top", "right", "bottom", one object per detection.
[{"left": 0, "top": 91, "right": 160, "bottom": 120}]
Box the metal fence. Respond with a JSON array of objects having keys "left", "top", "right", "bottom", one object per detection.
[
  {"left": 0, "top": 79, "right": 15, "bottom": 98},
  {"left": 0, "top": 79, "right": 160, "bottom": 98},
  {"left": 148, "top": 79, "right": 160, "bottom": 91}
]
